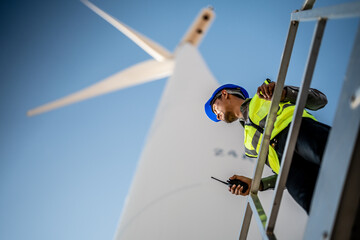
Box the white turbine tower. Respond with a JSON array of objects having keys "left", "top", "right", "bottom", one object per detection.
[{"left": 28, "top": 1, "right": 308, "bottom": 239}]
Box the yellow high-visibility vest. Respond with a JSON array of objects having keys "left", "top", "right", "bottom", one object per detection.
[{"left": 244, "top": 80, "right": 316, "bottom": 174}]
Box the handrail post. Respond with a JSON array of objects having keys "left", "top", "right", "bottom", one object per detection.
[
  {"left": 266, "top": 18, "right": 327, "bottom": 233},
  {"left": 238, "top": 19, "right": 299, "bottom": 240}
]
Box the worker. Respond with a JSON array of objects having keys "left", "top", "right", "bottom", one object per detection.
[{"left": 204, "top": 79, "right": 330, "bottom": 213}]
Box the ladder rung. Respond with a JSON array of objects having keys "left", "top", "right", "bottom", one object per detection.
[
  {"left": 248, "top": 194, "right": 277, "bottom": 240},
  {"left": 292, "top": 1, "right": 360, "bottom": 21},
  {"left": 249, "top": 194, "right": 267, "bottom": 229}
]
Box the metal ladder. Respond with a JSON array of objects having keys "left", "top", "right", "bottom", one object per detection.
[{"left": 239, "top": 0, "right": 360, "bottom": 239}]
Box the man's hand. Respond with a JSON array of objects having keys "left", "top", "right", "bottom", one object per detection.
[
  {"left": 228, "top": 175, "right": 252, "bottom": 196},
  {"left": 257, "top": 81, "right": 286, "bottom": 101}
]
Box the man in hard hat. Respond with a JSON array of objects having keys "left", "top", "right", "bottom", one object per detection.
[{"left": 204, "top": 79, "right": 330, "bottom": 213}]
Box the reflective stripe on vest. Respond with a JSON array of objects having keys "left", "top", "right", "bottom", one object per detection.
[{"left": 244, "top": 80, "right": 316, "bottom": 174}]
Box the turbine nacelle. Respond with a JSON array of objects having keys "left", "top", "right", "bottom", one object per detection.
[{"left": 180, "top": 6, "right": 215, "bottom": 47}]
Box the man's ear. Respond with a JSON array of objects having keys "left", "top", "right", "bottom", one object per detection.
[{"left": 221, "top": 89, "right": 229, "bottom": 99}]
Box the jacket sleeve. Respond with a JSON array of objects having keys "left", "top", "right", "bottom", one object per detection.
[
  {"left": 282, "top": 85, "right": 328, "bottom": 110},
  {"left": 261, "top": 175, "right": 277, "bottom": 191}
]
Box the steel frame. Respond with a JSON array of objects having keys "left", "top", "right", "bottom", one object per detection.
[
  {"left": 238, "top": 0, "right": 360, "bottom": 239},
  {"left": 304, "top": 22, "right": 360, "bottom": 240}
]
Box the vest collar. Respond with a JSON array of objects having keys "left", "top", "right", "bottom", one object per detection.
[{"left": 239, "top": 98, "right": 251, "bottom": 124}]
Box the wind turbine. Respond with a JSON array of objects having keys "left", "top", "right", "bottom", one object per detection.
[
  {"left": 27, "top": 0, "right": 212, "bottom": 117},
  {"left": 28, "top": 1, "right": 308, "bottom": 239}
]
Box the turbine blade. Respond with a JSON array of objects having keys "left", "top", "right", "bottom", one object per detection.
[
  {"left": 81, "top": 0, "right": 172, "bottom": 61},
  {"left": 180, "top": 7, "right": 215, "bottom": 47},
  {"left": 27, "top": 59, "right": 174, "bottom": 116}
]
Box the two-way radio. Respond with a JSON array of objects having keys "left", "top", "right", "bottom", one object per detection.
[{"left": 211, "top": 176, "right": 249, "bottom": 193}]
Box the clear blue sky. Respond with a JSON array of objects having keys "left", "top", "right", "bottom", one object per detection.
[{"left": 0, "top": 0, "right": 358, "bottom": 239}]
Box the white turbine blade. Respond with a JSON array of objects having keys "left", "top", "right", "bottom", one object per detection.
[
  {"left": 81, "top": 0, "right": 172, "bottom": 62},
  {"left": 180, "top": 7, "right": 215, "bottom": 47},
  {"left": 27, "top": 59, "right": 174, "bottom": 116}
]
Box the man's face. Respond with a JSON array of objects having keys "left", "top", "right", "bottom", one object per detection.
[{"left": 212, "top": 95, "right": 238, "bottom": 123}]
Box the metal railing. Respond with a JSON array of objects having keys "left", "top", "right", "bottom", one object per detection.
[{"left": 238, "top": 0, "right": 360, "bottom": 239}]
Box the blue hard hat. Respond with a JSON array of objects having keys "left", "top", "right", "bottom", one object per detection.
[{"left": 204, "top": 84, "right": 249, "bottom": 122}]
